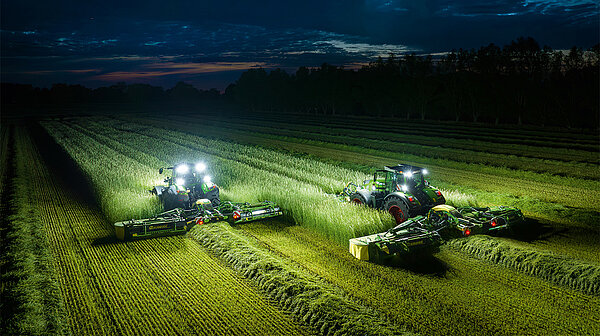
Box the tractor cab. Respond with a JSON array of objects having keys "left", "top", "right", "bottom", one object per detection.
[
  {"left": 345, "top": 164, "right": 446, "bottom": 224},
  {"left": 152, "top": 162, "right": 220, "bottom": 210},
  {"left": 381, "top": 165, "right": 445, "bottom": 209}
]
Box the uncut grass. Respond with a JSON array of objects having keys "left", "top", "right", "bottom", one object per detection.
[
  {"left": 192, "top": 115, "right": 600, "bottom": 166},
  {"left": 188, "top": 222, "right": 410, "bottom": 336},
  {"left": 227, "top": 112, "right": 599, "bottom": 149},
  {"left": 49, "top": 118, "right": 393, "bottom": 243},
  {"left": 66, "top": 118, "right": 600, "bottom": 286},
  {"left": 137, "top": 116, "right": 600, "bottom": 210},
  {"left": 28, "top": 123, "right": 309, "bottom": 336},
  {"left": 238, "top": 220, "right": 600, "bottom": 336}
]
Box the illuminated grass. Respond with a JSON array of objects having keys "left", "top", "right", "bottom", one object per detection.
[
  {"left": 189, "top": 222, "right": 410, "bottom": 336},
  {"left": 447, "top": 236, "right": 600, "bottom": 295},
  {"left": 27, "top": 123, "right": 311, "bottom": 336},
  {"left": 238, "top": 220, "right": 600, "bottom": 336}
]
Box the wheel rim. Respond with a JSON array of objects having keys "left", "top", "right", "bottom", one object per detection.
[
  {"left": 352, "top": 198, "right": 363, "bottom": 205},
  {"left": 389, "top": 205, "right": 406, "bottom": 224}
]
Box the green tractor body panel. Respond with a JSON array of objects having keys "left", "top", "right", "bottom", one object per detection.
[
  {"left": 349, "top": 216, "right": 443, "bottom": 262},
  {"left": 114, "top": 200, "right": 282, "bottom": 241},
  {"left": 340, "top": 164, "right": 445, "bottom": 223}
]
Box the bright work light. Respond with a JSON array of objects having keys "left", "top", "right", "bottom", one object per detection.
[
  {"left": 195, "top": 162, "right": 206, "bottom": 172},
  {"left": 176, "top": 178, "right": 185, "bottom": 186},
  {"left": 422, "top": 169, "right": 428, "bottom": 175},
  {"left": 176, "top": 164, "right": 189, "bottom": 174},
  {"left": 203, "top": 175, "right": 211, "bottom": 183},
  {"left": 402, "top": 185, "right": 408, "bottom": 192},
  {"left": 405, "top": 171, "right": 413, "bottom": 178}
]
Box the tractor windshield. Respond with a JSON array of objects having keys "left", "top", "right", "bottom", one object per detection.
[{"left": 406, "top": 171, "right": 425, "bottom": 189}]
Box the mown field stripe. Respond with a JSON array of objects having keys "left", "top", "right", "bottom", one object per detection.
[
  {"left": 237, "top": 220, "right": 600, "bottom": 336},
  {"left": 189, "top": 222, "right": 412, "bottom": 336},
  {"left": 34, "top": 122, "right": 312, "bottom": 336}
]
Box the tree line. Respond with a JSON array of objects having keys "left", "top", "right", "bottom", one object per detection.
[
  {"left": 225, "top": 37, "right": 599, "bottom": 128},
  {"left": 1, "top": 81, "right": 223, "bottom": 114},
  {"left": 2, "top": 37, "right": 598, "bottom": 128}
]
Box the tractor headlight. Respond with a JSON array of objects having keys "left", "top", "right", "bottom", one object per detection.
[
  {"left": 402, "top": 185, "right": 408, "bottom": 192},
  {"left": 195, "top": 162, "right": 206, "bottom": 172},
  {"left": 176, "top": 164, "right": 189, "bottom": 174},
  {"left": 176, "top": 178, "right": 185, "bottom": 186},
  {"left": 405, "top": 171, "right": 413, "bottom": 178},
  {"left": 422, "top": 169, "right": 428, "bottom": 175},
  {"left": 203, "top": 175, "right": 211, "bottom": 183}
]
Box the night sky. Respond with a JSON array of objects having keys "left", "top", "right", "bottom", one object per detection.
[{"left": 2, "top": 1, "right": 598, "bottom": 90}]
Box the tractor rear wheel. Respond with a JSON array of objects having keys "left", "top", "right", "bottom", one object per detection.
[
  {"left": 384, "top": 196, "right": 409, "bottom": 224},
  {"left": 350, "top": 192, "right": 367, "bottom": 206}
]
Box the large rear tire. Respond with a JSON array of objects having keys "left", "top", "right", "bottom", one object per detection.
[
  {"left": 384, "top": 196, "right": 409, "bottom": 224},
  {"left": 349, "top": 192, "right": 368, "bottom": 206}
]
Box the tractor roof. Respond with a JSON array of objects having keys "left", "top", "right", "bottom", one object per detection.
[{"left": 383, "top": 164, "right": 424, "bottom": 173}]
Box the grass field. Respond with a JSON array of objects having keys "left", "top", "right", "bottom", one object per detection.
[{"left": 2, "top": 112, "right": 599, "bottom": 335}]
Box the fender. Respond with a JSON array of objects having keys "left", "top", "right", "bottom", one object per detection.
[
  {"left": 152, "top": 185, "right": 165, "bottom": 196},
  {"left": 352, "top": 189, "right": 373, "bottom": 207},
  {"left": 384, "top": 192, "right": 410, "bottom": 206}
]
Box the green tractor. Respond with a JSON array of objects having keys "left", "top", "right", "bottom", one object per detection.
[
  {"left": 151, "top": 162, "right": 220, "bottom": 210},
  {"left": 341, "top": 165, "right": 445, "bottom": 224}
]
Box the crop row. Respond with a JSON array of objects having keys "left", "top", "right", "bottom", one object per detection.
[
  {"left": 33, "top": 122, "right": 309, "bottom": 335},
  {"left": 238, "top": 220, "right": 600, "bottom": 336},
  {"left": 196, "top": 114, "right": 599, "bottom": 165},
  {"left": 242, "top": 112, "right": 600, "bottom": 148},
  {"left": 188, "top": 222, "right": 408, "bottom": 336},
  {"left": 133, "top": 116, "right": 600, "bottom": 228},
  {"left": 64, "top": 118, "right": 600, "bottom": 285},
  {"left": 445, "top": 236, "right": 600, "bottom": 295},
  {"left": 0, "top": 126, "right": 68, "bottom": 335},
  {"left": 54, "top": 118, "right": 394, "bottom": 242}
]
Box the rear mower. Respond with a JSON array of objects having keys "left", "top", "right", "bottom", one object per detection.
[
  {"left": 114, "top": 199, "right": 282, "bottom": 240},
  {"left": 348, "top": 204, "right": 525, "bottom": 262},
  {"left": 151, "top": 162, "right": 220, "bottom": 210},
  {"left": 424, "top": 204, "right": 525, "bottom": 237},
  {"left": 340, "top": 165, "right": 445, "bottom": 224}
]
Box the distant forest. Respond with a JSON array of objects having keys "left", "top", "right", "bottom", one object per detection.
[{"left": 2, "top": 37, "right": 599, "bottom": 128}]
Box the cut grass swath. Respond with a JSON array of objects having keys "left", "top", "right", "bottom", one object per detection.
[{"left": 188, "top": 222, "right": 411, "bottom": 336}]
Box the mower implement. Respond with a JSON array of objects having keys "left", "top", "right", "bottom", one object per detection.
[
  {"left": 349, "top": 217, "right": 443, "bottom": 263},
  {"left": 114, "top": 199, "right": 282, "bottom": 241},
  {"left": 423, "top": 204, "right": 525, "bottom": 237}
]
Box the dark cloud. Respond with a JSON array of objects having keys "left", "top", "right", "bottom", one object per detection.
[{"left": 1, "top": 1, "right": 597, "bottom": 89}]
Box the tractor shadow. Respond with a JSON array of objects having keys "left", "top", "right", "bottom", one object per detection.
[
  {"left": 504, "top": 217, "right": 564, "bottom": 243},
  {"left": 384, "top": 254, "right": 451, "bottom": 277}
]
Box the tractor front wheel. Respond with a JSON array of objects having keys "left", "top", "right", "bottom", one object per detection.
[
  {"left": 349, "top": 192, "right": 367, "bottom": 206},
  {"left": 384, "top": 196, "right": 409, "bottom": 224}
]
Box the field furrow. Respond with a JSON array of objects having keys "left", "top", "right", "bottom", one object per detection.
[{"left": 22, "top": 123, "right": 310, "bottom": 336}]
